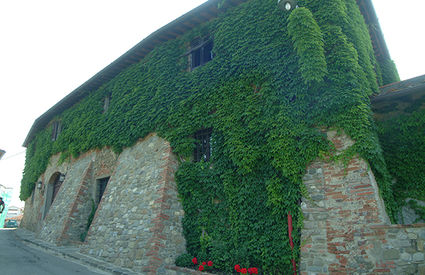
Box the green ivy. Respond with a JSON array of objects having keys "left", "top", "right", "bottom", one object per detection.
[
  {"left": 21, "top": 0, "right": 399, "bottom": 272},
  {"left": 80, "top": 199, "right": 97, "bottom": 242},
  {"left": 287, "top": 7, "right": 327, "bottom": 85},
  {"left": 377, "top": 57, "right": 400, "bottom": 86},
  {"left": 376, "top": 109, "right": 425, "bottom": 205}
]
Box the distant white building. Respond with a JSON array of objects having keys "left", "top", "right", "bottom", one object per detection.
[{"left": 6, "top": 206, "right": 23, "bottom": 219}]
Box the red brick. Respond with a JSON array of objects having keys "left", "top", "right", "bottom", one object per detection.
[
  {"left": 350, "top": 188, "right": 373, "bottom": 194},
  {"left": 356, "top": 191, "right": 374, "bottom": 196},
  {"left": 157, "top": 213, "right": 170, "bottom": 220}
]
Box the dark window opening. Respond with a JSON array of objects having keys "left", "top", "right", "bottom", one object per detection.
[
  {"left": 51, "top": 121, "right": 61, "bottom": 141},
  {"left": 31, "top": 189, "right": 35, "bottom": 205},
  {"left": 194, "top": 128, "right": 212, "bottom": 162},
  {"left": 96, "top": 177, "right": 109, "bottom": 205},
  {"left": 51, "top": 174, "right": 63, "bottom": 205},
  {"left": 103, "top": 95, "right": 110, "bottom": 113},
  {"left": 43, "top": 172, "right": 64, "bottom": 220},
  {"left": 190, "top": 37, "right": 213, "bottom": 70}
]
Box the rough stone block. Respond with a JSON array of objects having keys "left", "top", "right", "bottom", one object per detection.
[
  {"left": 313, "top": 258, "right": 324, "bottom": 266},
  {"left": 406, "top": 247, "right": 419, "bottom": 253},
  {"left": 400, "top": 252, "right": 412, "bottom": 261},
  {"left": 307, "top": 266, "right": 323, "bottom": 273},
  {"left": 398, "top": 232, "right": 408, "bottom": 240},
  {"left": 398, "top": 239, "right": 413, "bottom": 247},
  {"left": 418, "top": 240, "right": 424, "bottom": 251},
  {"left": 311, "top": 194, "right": 325, "bottom": 201},
  {"left": 413, "top": 252, "right": 425, "bottom": 262},
  {"left": 404, "top": 264, "right": 418, "bottom": 275},
  {"left": 408, "top": 232, "right": 418, "bottom": 239},
  {"left": 420, "top": 230, "right": 425, "bottom": 240},
  {"left": 383, "top": 249, "right": 400, "bottom": 260}
]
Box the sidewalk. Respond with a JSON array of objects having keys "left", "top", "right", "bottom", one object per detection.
[{"left": 14, "top": 228, "right": 140, "bottom": 275}]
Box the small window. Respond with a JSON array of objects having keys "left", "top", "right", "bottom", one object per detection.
[
  {"left": 31, "top": 189, "right": 35, "bottom": 205},
  {"left": 96, "top": 177, "right": 109, "bottom": 205},
  {"left": 190, "top": 37, "right": 213, "bottom": 70},
  {"left": 51, "top": 121, "right": 61, "bottom": 141},
  {"left": 103, "top": 95, "right": 110, "bottom": 114},
  {"left": 194, "top": 128, "right": 212, "bottom": 162}
]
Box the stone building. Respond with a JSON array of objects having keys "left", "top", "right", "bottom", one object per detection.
[{"left": 20, "top": 0, "right": 425, "bottom": 274}]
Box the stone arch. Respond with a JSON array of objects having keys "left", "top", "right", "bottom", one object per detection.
[{"left": 43, "top": 172, "right": 64, "bottom": 219}]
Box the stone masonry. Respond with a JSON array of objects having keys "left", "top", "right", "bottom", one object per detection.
[
  {"left": 38, "top": 154, "right": 93, "bottom": 244},
  {"left": 79, "top": 134, "right": 186, "bottom": 274},
  {"left": 22, "top": 134, "right": 186, "bottom": 274},
  {"left": 21, "top": 147, "right": 119, "bottom": 245},
  {"left": 366, "top": 224, "right": 425, "bottom": 274},
  {"left": 300, "top": 131, "right": 425, "bottom": 274}
]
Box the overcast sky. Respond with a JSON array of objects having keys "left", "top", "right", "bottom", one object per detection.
[{"left": 0, "top": 0, "right": 424, "bottom": 208}]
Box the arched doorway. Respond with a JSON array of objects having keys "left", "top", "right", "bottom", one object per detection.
[{"left": 43, "top": 172, "right": 64, "bottom": 219}]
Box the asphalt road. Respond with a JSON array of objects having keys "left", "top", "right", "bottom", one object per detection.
[{"left": 0, "top": 228, "right": 107, "bottom": 275}]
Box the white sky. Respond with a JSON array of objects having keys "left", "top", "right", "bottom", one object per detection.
[{"left": 0, "top": 0, "right": 424, "bottom": 208}]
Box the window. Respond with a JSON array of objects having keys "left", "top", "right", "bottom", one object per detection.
[
  {"left": 103, "top": 94, "right": 110, "bottom": 113},
  {"left": 189, "top": 37, "right": 213, "bottom": 70},
  {"left": 194, "top": 128, "right": 212, "bottom": 162},
  {"left": 96, "top": 177, "right": 109, "bottom": 205},
  {"left": 51, "top": 121, "right": 61, "bottom": 141}
]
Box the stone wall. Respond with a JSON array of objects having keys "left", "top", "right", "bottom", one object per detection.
[
  {"left": 21, "top": 133, "right": 186, "bottom": 274},
  {"left": 61, "top": 147, "right": 119, "bottom": 244},
  {"left": 366, "top": 224, "right": 425, "bottom": 274},
  {"left": 22, "top": 130, "right": 425, "bottom": 274},
  {"left": 22, "top": 148, "right": 120, "bottom": 245},
  {"left": 79, "top": 134, "right": 186, "bottom": 274},
  {"left": 59, "top": 160, "right": 94, "bottom": 244},
  {"left": 38, "top": 153, "right": 94, "bottom": 244},
  {"left": 21, "top": 180, "right": 47, "bottom": 232},
  {"left": 300, "top": 131, "right": 425, "bottom": 274}
]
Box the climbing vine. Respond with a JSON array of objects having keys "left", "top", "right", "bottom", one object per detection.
[
  {"left": 21, "top": 0, "right": 400, "bottom": 273},
  {"left": 376, "top": 108, "right": 425, "bottom": 208}
]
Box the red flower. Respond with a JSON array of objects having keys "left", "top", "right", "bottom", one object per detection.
[
  {"left": 251, "top": 267, "right": 258, "bottom": 274},
  {"left": 202, "top": 262, "right": 207, "bottom": 266},
  {"left": 235, "top": 264, "right": 241, "bottom": 272},
  {"left": 248, "top": 267, "right": 252, "bottom": 274},
  {"left": 199, "top": 265, "right": 204, "bottom": 271},
  {"left": 207, "top": 261, "right": 213, "bottom": 267},
  {"left": 241, "top": 268, "right": 248, "bottom": 274},
  {"left": 192, "top": 257, "right": 198, "bottom": 265}
]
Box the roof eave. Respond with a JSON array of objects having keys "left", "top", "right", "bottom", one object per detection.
[{"left": 22, "top": 0, "right": 233, "bottom": 147}]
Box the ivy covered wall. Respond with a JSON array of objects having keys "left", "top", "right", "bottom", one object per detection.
[
  {"left": 22, "top": 0, "right": 400, "bottom": 272},
  {"left": 376, "top": 108, "right": 425, "bottom": 220}
]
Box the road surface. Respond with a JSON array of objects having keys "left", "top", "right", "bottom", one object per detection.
[{"left": 0, "top": 228, "right": 107, "bottom": 275}]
